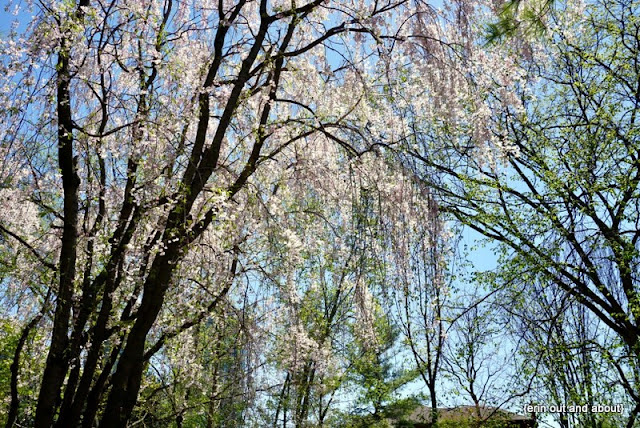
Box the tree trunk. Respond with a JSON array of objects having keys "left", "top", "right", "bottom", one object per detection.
[
  {"left": 35, "top": 42, "right": 80, "bottom": 428},
  {"left": 99, "top": 251, "right": 178, "bottom": 426}
]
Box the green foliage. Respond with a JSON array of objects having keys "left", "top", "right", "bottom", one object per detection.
[
  {"left": 485, "top": 0, "right": 552, "bottom": 44},
  {"left": 0, "top": 317, "right": 46, "bottom": 428},
  {"left": 412, "top": 0, "right": 640, "bottom": 422},
  {"left": 336, "top": 310, "right": 422, "bottom": 428},
  {"left": 0, "top": 319, "right": 19, "bottom": 426}
]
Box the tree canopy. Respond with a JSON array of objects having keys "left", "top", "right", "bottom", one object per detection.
[{"left": 0, "top": 0, "right": 639, "bottom": 427}]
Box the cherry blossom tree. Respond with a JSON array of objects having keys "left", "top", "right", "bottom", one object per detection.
[{"left": 0, "top": 0, "right": 444, "bottom": 425}]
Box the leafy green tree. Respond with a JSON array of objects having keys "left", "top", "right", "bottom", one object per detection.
[
  {"left": 338, "top": 303, "right": 420, "bottom": 428},
  {"left": 406, "top": 0, "right": 640, "bottom": 425},
  {"left": 486, "top": 260, "right": 630, "bottom": 428}
]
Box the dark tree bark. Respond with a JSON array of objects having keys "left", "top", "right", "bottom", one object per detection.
[{"left": 34, "top": 38, "right": 80, "bottom": 428}]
